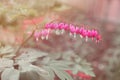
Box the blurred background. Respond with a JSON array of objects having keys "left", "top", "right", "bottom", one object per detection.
[{"left": 0, "top": 0, "right": 120, "bottom": 80}]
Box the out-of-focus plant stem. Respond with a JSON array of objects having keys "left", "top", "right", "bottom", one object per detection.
[
  {"left": 15, "top": 29, "right": 36, "bottom": 55},
  {"left": 15, "top": 19, "right": 38, "bottom": 56}
]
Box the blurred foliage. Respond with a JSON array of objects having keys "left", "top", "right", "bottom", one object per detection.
[
  {"left": 102, "top": 25, "right": 120, "bottom": 80},
  {"left": 0, "top": 0, "right": 68, "bottom": 28},
  {"left": 0, "top": 1, "right": 37, "bottom": 27}
]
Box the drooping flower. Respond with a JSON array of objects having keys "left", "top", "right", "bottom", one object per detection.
[
  {"left": 40, "top": 29, "right": 50, "bottom": 40},
  {"left": 44, "top": 22, "right": 101, "bottom": 42},
  {"left": 33, "top": 31, "right": 41, "bottom": 41},
  {"left": 28, "top": 22, "right": 101, "bottom": 42},
  {"left": 28, "top": 29, "right": 50, "bottom": 41}
]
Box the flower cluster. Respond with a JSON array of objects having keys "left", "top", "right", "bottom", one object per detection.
[
  {"left": 34, "top": 29, "right": 50, "bottom": 41},
  {"left": 30, "top": 22, "right": 101, "bottom": 42},
  {"left": 45, "top": 22, "right": 101, "bottom": 42},
  {"left": 66, "top": 70, "right": 92, "bottom": 80}
]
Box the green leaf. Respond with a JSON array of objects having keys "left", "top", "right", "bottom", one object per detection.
[
  {"left": 15, "top": 48, "right": 47, "bottom": 63},
  {"left": 1, "top": 68, "right": 20, "bottom": 80},
  {"left": 73, "top": 59, "right": 95, "bottom": 77},
  {"left": 49, "top": 60, "right": 72, "bottom": 70},
  {"left": 51, "top": 66, "right": 73, "bottom": 80},
  {"left": 43, "top": 60, "right": 73, "bottom": 80},
  {"left": 0, "top": 45, "right": 14, "bottom": 55},
  {"left": 44, "top": 66, "right": 55, "bottom": 80}
]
